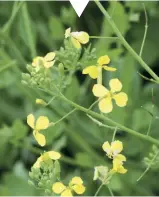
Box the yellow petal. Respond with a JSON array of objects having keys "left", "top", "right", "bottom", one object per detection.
[
  {"left": 61, "top": 189, "right": 73, "bottom": 196},
  {"left": 92, "top": 84, "right": 109, "bottom": 98},
  {"left": 44, "top": 60, "right": 55, "bottom": 68},
  {"left": 71, "top": 37, "right": 81, "bottom": 49},
  {"left": 97, "top": 55, "right": 110, "bottom": 66},
  {"left": 102, "top": 141, "right": 111, "bottom": 154},
  {"left": 99, "top": 97, "right": 113, "bottom": 113},
  {"left": 33, "top": 156, "right": 42, "bottom": 168},
  {"left": 32, "top": 56, "right": 43, "bottom": 67},
  {"left": 44, "top": 52, "right": 56, "bottom": 61},
  {"left": 65, "top": 27, "right": 71, "bottom": 38},
  {"left": 109, "top": 78, "right": 122, "bottom": 92},
  {"left": 82, "top": 66, "right": 99, "bottom": 79},
  {"left": 72, "top": 31, "right": 89, "bottom": 44},
  {"left": 111, "top": 140, "right": 123, "bottom": 155},
  {"left": 113, "top": 159, "right": 127, "bottom": 174},
  {"left": 70, "top": 177, "right": 83, "bottom": 185},
  {"left": 114, "top": 154, "right": 126, "bottom": 162},
  {"left": 103, "top": 65, "right": 117, "bottom": 72},
  {"left": 35, "top": 116, "right": 49, "bottom": 130},
  {"left": 72, "top": 184, "right": 85, "bottom": 194},
  {"left": 52, "top": 182, "right": 66, "bottom": 194},
  {"left": 27, "top": 114, "right": 35, "bottom": 129},
  {"left": 113, "top": 92, "right": 128, "bottom": 107},
  {"left": 34, "top": 131, "right": 46, "bottom": 146},
  {"left": 48, "top": 151, "right": 61, "bottom": 160},
  {"left": 117, "top": 165, "right": 127, "bottom": 174}
]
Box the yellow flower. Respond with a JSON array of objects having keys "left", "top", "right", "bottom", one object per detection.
[
  {"left": 112, "top": 159, "right": 127, "bottom": 174},
  {"left": 92, "top": 78, "right": 128, "bottom": 113},
  {"left": 27, "top": 114, "right": 50, "bottom": 146},
  {"left": 102, "top": 140, "right": 123, "bottom": 158},
  {"left": 52, "top": 177, "right": 85, "bottom": 196},
  {"left": 32, "top": 52, "right": 56, "bottom": 69},
  {"left": 65, "top": 27, "right": 89, "bottom": 49},
  {"left": 82, "top": 55, "right": 116, "bottom": 79},
  {"left": 33, "top": 151, "right": 61, "bottom": 168}
]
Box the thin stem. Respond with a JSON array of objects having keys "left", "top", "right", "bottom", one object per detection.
[
  {"left": 97, "top": 66, "right": 102, "bottom": 84},
  {"left": 50, "top": 108, "right": 77, "bottom": 126},
  {"left": 58, "top": 93, "right": 159, "bottom": 146},
  {"left": 137, "top": 150, "right": 159, "bottom": 182},
  {"left": 139, "top": 3, "right": 148, "bottom": 57},
  {"left": 42, "top": 88, "right": 159, "bottom": 146},
  {"left": 94, "top": 0, "right": 159, "bottom": 82},
  {"left": 112, "top": 127, "right": 118, "bottom": 142},
  {"left": 87, "top": 114, "right": 117, "bottom": 130},
  {"left": 147, "top": 117, "right": 153, "bottom": 136},
  {"left": 107, "top": 185, "right": 114, "bottom": 197},
  {"left": 94, "top": 183, "right": 104, "bottom": 197},
  {"left": 90, "top": 36, "right": 119, "bottom": 40},
  {"left": 45, "top": 96, "right": 57, "bottom": 106}
]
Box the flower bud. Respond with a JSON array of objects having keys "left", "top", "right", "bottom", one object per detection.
[{"left": 36, "top": 99, "right": 47, "bottom": 106}]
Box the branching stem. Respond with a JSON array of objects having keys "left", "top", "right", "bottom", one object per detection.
[{"left": 94, "top": 0, "right": 159, "bottom": 82}]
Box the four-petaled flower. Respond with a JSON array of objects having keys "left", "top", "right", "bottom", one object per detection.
[
  {"left": 82, "top": 55, "right": 116, "bottom": 79},
  {"left": 52, "top": 177, "right": 85, "bottom": 196},
  {"left": 33, "top": 151, "right": 61, "bottom": 168},
  {"left": 65, "top": 27, "right": 89, "bottom": 49},
  {"left": 27, "top": 114, "right": 50, "bottom": 146},
  {"left": 102, "top": 140, "right": 124, "bottom": 158},
  {"left": 92, "top": 78, "right": 128, "bottom": 113},
  {"left": 32, "top": 52, "right": 56, "bottom": 69}
]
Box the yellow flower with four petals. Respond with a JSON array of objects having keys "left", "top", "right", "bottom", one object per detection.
[
  {"left": 32, "top": 52, "right": 56, "bottom": 69},
  {"left": 33, "top": 151, "right": 61, "bottom": 168},
  {"left": 27, "top": 114, "right": 50, "bottom": 146},
  {"left": 82, "top": 55, "right": 116, "bottom": 79},
  {"left": 92, "top": 78, "right": 128, "bottom": 113},
  {"left": 52, "top": 177, "right": 85, "bottom": 196},
  {"left": 65, "top": 27, "right": 89, "bottom": 49}
]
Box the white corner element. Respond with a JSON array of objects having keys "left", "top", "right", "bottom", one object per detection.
[{"left": 69, "top": 0, "right": 90, "bottom": 17}]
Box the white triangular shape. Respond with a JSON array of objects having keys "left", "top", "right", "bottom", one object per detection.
[{"left": 69, "top": 0, "right": 89, "bottom": 17}]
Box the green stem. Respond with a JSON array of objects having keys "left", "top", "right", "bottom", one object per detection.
[
  {"left": 58, "top": 93, "right": 159, "bottom": 146},
  {"left": 137, "top": 150, "right": 159, "bottom": 182},
  {"left": 107, "top": 185, "right": 114, "bottom": 197},
  {"left": 90, "top": 36, "right": 119, "bottom": 40},
  {"left": 112, "top": 127, "right": 118, "bottom": 142},
  {"left": 94, "top": 183, "right": 104, "bottom": 197},
  {"left": 139, "top": 3, "right": 148, "bottom": 57},
  {"left": 94, "top": 0, "right": 159, "bottom": 82},
  {"left": 53, "top": 108, "right": 76, "bottom": 126}
]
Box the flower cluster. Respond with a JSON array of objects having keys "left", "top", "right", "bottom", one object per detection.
[{"left": 102, "top": 140, "right": 127, "bottom": 174}]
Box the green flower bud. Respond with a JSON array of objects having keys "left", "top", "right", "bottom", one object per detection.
[
  {"left": 21, "top": 80, "right": 28, "bottom": 85},
  {"left": 26, "top": 64, "right": 33, "bottom": 73},
  {"left": 28, "top": 180, "right": 35, "bottom": 186},
  {"left": 58, "top": 63, "right": 65, "bottom": 76},
  {"left": 22, "top": 73, "right": 31, "bottom": 81},
  {"left": 38, "top": 182, "right": 43, "bottom": 187},
  {"left": 45, "top": 189, "right": 52, "bottom": 195}
]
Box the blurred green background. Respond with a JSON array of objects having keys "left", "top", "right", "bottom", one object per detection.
[{"left": 0, "top": 1, "right": 159, "bottom": 196}]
